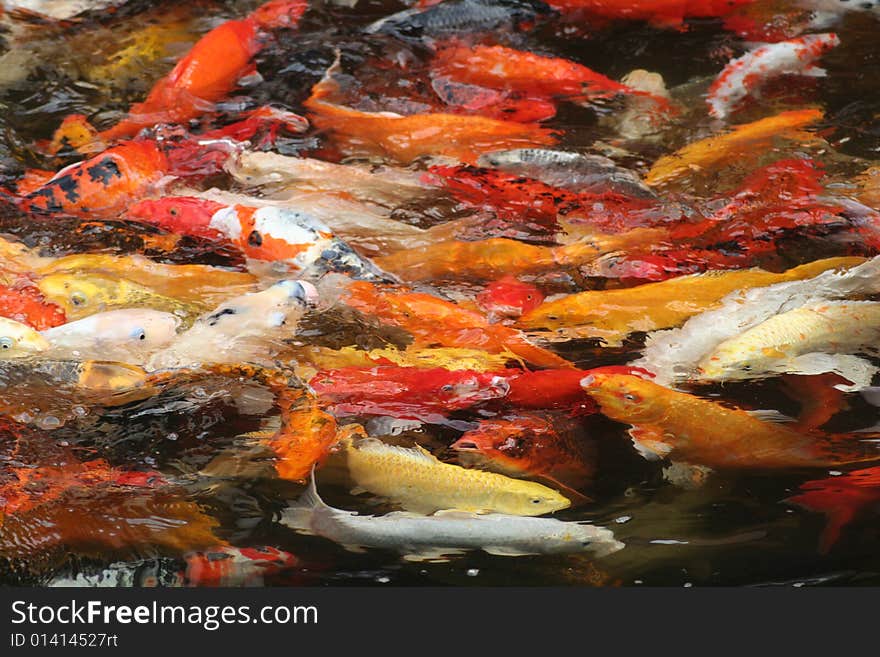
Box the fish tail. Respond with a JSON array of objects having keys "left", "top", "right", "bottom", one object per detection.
[{"left": 281, "top": 467, "right": 323, "bottom": 530}]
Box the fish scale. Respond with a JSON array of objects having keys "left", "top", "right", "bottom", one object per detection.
[{"left": 341, "top": 437, "right": 570, "bottom": 516}]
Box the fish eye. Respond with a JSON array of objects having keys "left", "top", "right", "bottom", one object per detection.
[
  {"left": 130, "top": 329, "right": 146, "bottom": 341},
  {"left": 169, "top": 207, "right": 178, "bottom": 216},
  {"left": 624, "top": 393, "right": 640, "bottom": 402},
  {"left": 532, "top": 499, "right": 542, "bottom": 504},
  {"left": 440, "top": 384, "right": 454, "bottom": 393},
  {"left": 70, "top": 291, "right": 87, "bottom": 306},
  {"left": 248, "top": 230, "right": 263, "bottom": 247},
  {"left": 0, "top": 337, "right": 13, "bottom": 349}
]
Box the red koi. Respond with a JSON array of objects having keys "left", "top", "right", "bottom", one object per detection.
[
  {"left": 476, "top": 276, "right": 545, "bottom": 321},
  {"left": 427, "top": 164, "right": 658, "bottom": 231},
  {"left": 310, "top": 366, "right": 515, "bottom": 422}
]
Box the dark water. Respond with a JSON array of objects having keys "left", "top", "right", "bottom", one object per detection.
[{"left": 1, "top": 0, "right": 880, "bottom": 587}]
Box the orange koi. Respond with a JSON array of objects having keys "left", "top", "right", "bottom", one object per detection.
[
  {"left": 373, "top": 228, "right": 666, "bottom": 282},
  {"left": 580, "top": 372, "right": 879, "bottom": 469},
  {"left": 518, "top": 256, "right": 862, "bottom": 344},
  {"left": 22, "top": 140, "right": 169, "bottom": 218},
  {"left": 645, "top": 109, "right": 824, "bottom": 187},
  {"left": 97, "top": 0, "right": 308, "bottom": 143},
  {"left": 304, "top": 62, "right": 557, "bottom": 164},
  {"left": 431, "top": 43, "right": 637, "bottom": 103},
  {"left": 344, "top": 280, "right": 573, "bottom": 368},
  {"left": 787, "top": 466, "right": 880, "bottom": 553},
  {"left": 267, "top": 388, "right": 343, "bottom": 482}
]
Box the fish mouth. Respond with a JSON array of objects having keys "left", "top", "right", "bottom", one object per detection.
[
  {"left": 451, "top": 439, "right": 480, "bottom": 452},
  {"left": 285, "top": 280, "right": 320, "bottom": 307}
]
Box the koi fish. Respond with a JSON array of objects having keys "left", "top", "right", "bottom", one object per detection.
[
  {"left": 476, "top": 148, "right": 656, "bottom": 199},
  {"left": 282, "top": 475, "right": 621, "bottom": 561},
  {"left": 373, "top": 229, "right": 666, "bottom": 283},
  {"left": 96, "top": 0, "right": 308, "bottom": 142},
  {"left": 303, "top": 56, "right": 557, "bottom": 164},
  {"left": 366, "top": 0, "right": 554, "bottom": 41},
  {"left": 431, "top": 43, "right": 637, "bottom": 104},
  {"left": 786, "top": 466, "right": 880, "bottom": 553},
  {"left": 37, "top": 273, "right": 208, "bottom": 322},
  {"left": 183, "top": 546, "right": 300, "bottom": 587},
  {"left": 708, "top": 34, "right": 840, "bottom": 119},
  {"left": 147, "top": 279, "right": 317, "bottom": 370},
  {"left": 697, "top": 301, "right": 880, "bottom": 381},
  {"left": 126, "top": 197, "right": 389, "bottom": 280},
  {"left": 518, "top": 256, "right": 862, "bottom": 345},
  {"left": 343, "top": 280, "right": 573, "bottom": 368},
  {"left": 22, "top": 140, "right": 169, "bottom": 219},
  {"left": 266, "top": 388, "right": 343, "bottom": 482},
  {"left": 338, "top": 435, "right": 571, "bottom": 515},
  {"left": 0, "top": 309, "right": 179, "bottom": 363},
  {"left": 580, "top": 372, "right": 879, "bottom": 469},
  {"left": 636, "top": 255, "right": 880, "bottom": 385},
  {"left": 427, "top": 164, "right": 659, "bottom": 231},
  {"left": 35, "top": 253, "right": 257, "bottom": 298},
  {"left": 225, "top": 150, "right": 435, "bottom": 209},
  {"left": 41, "top": 309, "right": 180, "bottom": 364},
  {"left": 476, "top": 276, "right": 545, "bottom": 321},
  {"left": 0, "top": 284, "right": 66, "bottom": 330},
  {"left": 645, "top": 109, "right": 824, "bottom": 187},
  {"left": 310, "top": 366, "right": 514, "bottom": 422},
  {"left": 452, "top": 412, "right": 595, "bottom": 490}
]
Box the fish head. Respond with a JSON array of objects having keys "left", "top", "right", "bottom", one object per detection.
[
  {"left": 249, "top": 0, "right": 308, "bottom": 29},
  {"left": 76, "top": 309, "right": 182, "bottom": 350},
  {"left": 579, "top": 372, "right": 665, "bottom": 424},
  {"left": 37, "top": 274, "right": 117, "bottom": 316},
  {"left": 201, "top": 279, "right": 318, "bottom": 334},
  {"left": 696, "top": 343, "right": 777, "bottom": 381},
  {"left": 499, "top": 482, "right": 571, "bottom": 516},
  {"left": 477, "top": 276, "right": 545, "bottom": 320},
  {"left": 560, "top": 524, "right": 624, "bottom": 558},
  {"left": 452, "top": 417, "right": 554, "bottom": 473},
  {"left": 0, "top": 317, "right": 50, "bottom": 358},
  {"left": 126, "top": 197, "right": 226, "bottom": 240}
]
